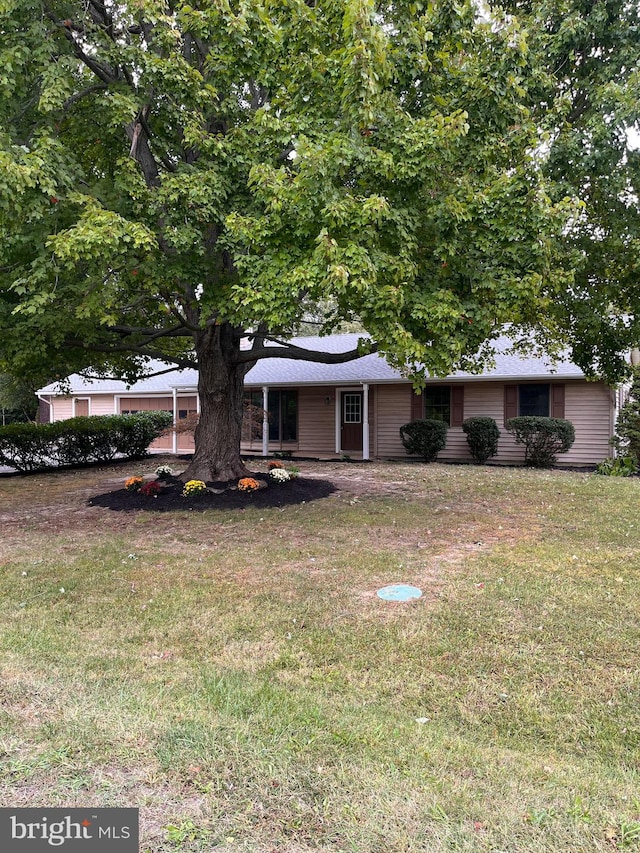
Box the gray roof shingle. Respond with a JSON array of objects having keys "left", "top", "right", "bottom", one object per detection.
[{"left": 38, "top": 332, "right": 585, "bottom": 396}]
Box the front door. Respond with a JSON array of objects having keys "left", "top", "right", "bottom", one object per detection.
[{"left": 341, "top": 392, "right": 363, "bottom": 452}]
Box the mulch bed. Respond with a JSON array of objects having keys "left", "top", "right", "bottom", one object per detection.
[{"left": 88, "top": 475, "right": 337, "bottom": 512}]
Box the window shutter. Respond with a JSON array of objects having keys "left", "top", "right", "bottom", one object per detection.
[
  {"left": 504, "top": 385, "right": 518, "bottom": 423},
  {"left": 551, "top": 384, "right": 565, "bottom": 419},
  {"left": 410, "top": 388, "right": 423, "bottom": 421},
  {"left": 451, "top": 386, "right": 464, "bottom": 427}
]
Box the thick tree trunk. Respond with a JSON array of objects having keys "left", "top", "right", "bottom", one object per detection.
[{"left": 181, "top": 324, "right": 252, "bottom": 483}]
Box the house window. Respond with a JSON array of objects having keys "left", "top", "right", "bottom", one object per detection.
[
  {"left": 424, "top": 386, "right": 451, "bottom": 425},
  {"left": 505, "top": 383, "right": 563, "bottom": 423},
  {"left": 178, "top": 409, "right": 197, "bottom": 420},
  {"left": 519, "top": 384, "right": 550, "bottom": 417},
  {"left": 244, "top": 390, "right": 298, "bottom": 442}
]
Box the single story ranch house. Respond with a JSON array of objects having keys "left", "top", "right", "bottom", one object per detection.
[{"left": 37, "top": 333, "right": 626, "bottom": 466}]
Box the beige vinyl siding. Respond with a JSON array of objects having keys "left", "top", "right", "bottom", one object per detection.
[
  {"left": 484, "top": 380, "right": 612, "bottom": 466},
  {"left": 86, "top": 396, "right": 115, "bottom": 415},
  {"left": 375, "top": 385, "right": 412, "bottom": 457},
  {"left": 51, "top": 397, "right": 74, "bottom": 420},
  {"left": 376, "top": 384, "right": 469, "bottom": 460},
  {"left": 562, "top": 381, "right": 613, "bottom": 465},
  {"left": 51, "top": 394, "right": 117, "bottom": 420},
  {"left": 376, "top": 379, "right": 613, "bottom": 466},
  {"left": 297, "top": 386, "right": 335, "bottom": 456}
]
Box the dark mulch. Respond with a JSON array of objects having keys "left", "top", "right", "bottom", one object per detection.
[{"left": 88, "top": 475, "right": 337, "bottom": 512}]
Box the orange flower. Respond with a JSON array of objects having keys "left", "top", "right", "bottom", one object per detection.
[
  {"left": 268, "top": 460, "right": 284, "bottom": 470},
  {"left": 238, "top": 477, "right": 260, "bottom": 493}
]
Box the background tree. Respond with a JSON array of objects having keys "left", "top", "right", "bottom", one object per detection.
[
  {"left": 0, "top": 374, "right": 38, "bottom": 424},
  {"left": 0, "top": 0, "right": 614, "bottom": 480},
  {"left": 498, "top": 0, "right": 640, "bottom": 378}
]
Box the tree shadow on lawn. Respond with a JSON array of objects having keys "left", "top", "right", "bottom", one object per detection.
[{"left": 88, "top": 476, "right": 337, "bottom": 512}]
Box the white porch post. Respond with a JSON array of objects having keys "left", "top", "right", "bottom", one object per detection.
[
  {"left": 172, "top": 388, "right": 178, "bottom": 454},
  {"left": 262, "top": 386, "right": 269, "bottom": 457},
  {"left": 362, "top": 383, "right": 370, "bottom": 460}
]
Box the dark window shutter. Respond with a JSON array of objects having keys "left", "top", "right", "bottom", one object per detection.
[
  {"left": 551, "top": 384, "right": 565, "bottom": 419},
  {"left": 504, "top": 385, "right": 518, "bottom": 423},
  {"left": 451, "top": 386, "right": 464, "bottom": 427},
  {"left": 411, "top": 388, "right": 423, "bottom": 421}
]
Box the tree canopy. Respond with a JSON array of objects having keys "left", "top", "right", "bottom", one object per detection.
[
  {"left": 501, "top": 0, "right": 640, "bottom": 379},
  {"left": 0, "top": 0, "right": 637, "bottom": 477}
]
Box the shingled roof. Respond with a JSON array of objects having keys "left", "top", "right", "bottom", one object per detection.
[{"left": 38, "top": 332, "right": 585, "bottom": 396}]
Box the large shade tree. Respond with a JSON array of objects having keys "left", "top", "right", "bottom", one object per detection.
[{"left": 0, "top": 0, "right": 634, "bottom": 480}]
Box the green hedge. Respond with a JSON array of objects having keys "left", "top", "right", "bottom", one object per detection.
[
  {"left": 400, "top": 418, "right": 448, "bottom": 462},
  {"left": 0, "top": 412, "right": 172, "bottom": 472},
  {"left": 506, "top": 416, "right": 575, "bottom": 468},
  {"left": 462, "top": 416, "right": 500, "bottom": 464}
]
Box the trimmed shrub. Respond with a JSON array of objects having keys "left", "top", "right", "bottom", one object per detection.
[
  {"left": 462, "top": 417, "right": 500, "bottom": 464},
  {"left": 113, "top": 411, "right": 173, "bottom": 459},
  {"left": 0, "top": 412, "right": 172, "bottom": 472},
  {"left": 506, "top": 416, "right": 575, "bottom": 467},
  {"left": 0, "top": 422, "right": 56, "bottom": 471},
  {"left": 399, "top": 419, "right": 448, "bottom": 462},
  {"left": 56, "top": 415, "right": 119, "bottom": 465}
]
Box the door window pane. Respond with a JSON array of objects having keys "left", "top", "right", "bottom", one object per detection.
[{"left": 343, "top": 394, "right": 362, "bottom": 423}]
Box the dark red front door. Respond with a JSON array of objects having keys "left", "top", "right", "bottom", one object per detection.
[{"left": 341, "top": 392, "right": 363, "bottom": 451}]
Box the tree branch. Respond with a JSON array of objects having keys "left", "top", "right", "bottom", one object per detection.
[
  {"left": 238, "top": 338, "right": 378, "bottom": 364},
  {"left": 107, "top": 324, "right": 193, "bottom": 341},
  {"left": 43, "top": 9, "right": 116, "bottom": 85},
  {"left": 63, "top": 84, "right": 109, "bottom": 111},
  {"left": 64, "top": 338, "right": 196, "bottom": 368}
]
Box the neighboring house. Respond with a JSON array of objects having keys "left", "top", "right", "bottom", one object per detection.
[{"left": 37, "top": 333, "right": 624, "bottom": 466}]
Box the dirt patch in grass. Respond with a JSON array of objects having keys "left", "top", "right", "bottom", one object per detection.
[{"left": 88, "top": 475, "right": 336, "bottom": 512}]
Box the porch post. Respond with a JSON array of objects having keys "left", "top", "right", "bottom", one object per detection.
[
  {"left": 262, "top": 386, "right": 269, "bottom": 457},
  {"left": 362, "top": 383, "right": 370, "bottom": 460},
  {"left": 172, "top": 388, "right": 178, "bottom": 454}
]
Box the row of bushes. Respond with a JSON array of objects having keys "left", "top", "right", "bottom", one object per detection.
[
  {"left": 400, "top": 416, "right": 576, "bottom": 468},
  {"left": 0, "top": 412, "right": 173, "bottom": 472}
]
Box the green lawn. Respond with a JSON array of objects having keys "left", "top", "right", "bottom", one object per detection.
[{"left": 0, "top": 459, "right": 638, "bottom": 852}]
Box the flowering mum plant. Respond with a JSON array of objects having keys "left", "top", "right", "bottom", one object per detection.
[
  {"left": 269, "top": 468, "right": 291, "bottom": 484},
  {"left": 155, "top": 464, "right": 174, "bottom": 479},
  {"left": 238, "top": 477, "right": 260, "bottom": 493},
  {"left": 182, "top": 479, "right": 208, "bottom": 497},
  {"left": 268, "top": 460, "right": 284, "bottom": 470},
  {"left": 125, "top": 476, "right": 143, "bottom": 492},
  {"left": 140, "top": 480, "right": 162, "bottom": 497}
]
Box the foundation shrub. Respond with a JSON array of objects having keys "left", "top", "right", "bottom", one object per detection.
[
  {"left": 506, "top": 416, "right": 575, "bottom": 467},
  {"left": 462, "top": 417, "right": 500, "bottom": 464},
  {"left": 399, "top": 419, "right": 448, "bottom": 462}
]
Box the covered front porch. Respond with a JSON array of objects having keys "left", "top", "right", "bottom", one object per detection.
[{"left": 241, "top": 383, "right": 374, "bottom": 460}]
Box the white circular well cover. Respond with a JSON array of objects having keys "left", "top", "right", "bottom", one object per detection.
[{"left": 376, "top": 584, "right": 422, "bottom": 601}]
